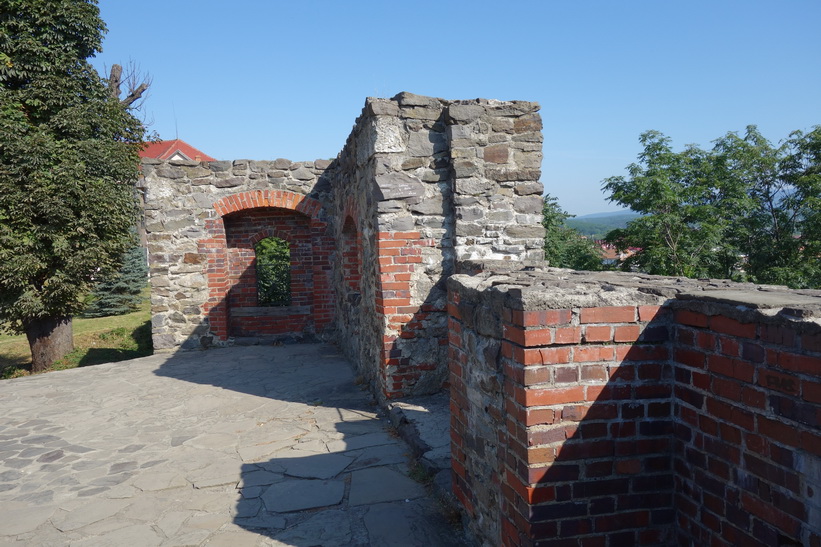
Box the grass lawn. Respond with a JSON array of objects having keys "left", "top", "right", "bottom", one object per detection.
[{"left": 0, "top": 291, "right": 152, "bottom": 379}]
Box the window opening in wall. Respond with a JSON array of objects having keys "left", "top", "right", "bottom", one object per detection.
[{"left": 255, "top": 237, "right": 291, "bottom": 306}]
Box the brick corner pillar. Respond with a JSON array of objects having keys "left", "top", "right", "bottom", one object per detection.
[{"left": 497, "top": 301, "right": 675, "bottom": 546}]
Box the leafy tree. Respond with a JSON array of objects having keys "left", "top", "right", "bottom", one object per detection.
[
  {"left": 543, "top": 195, "right": 603, "bottom": 271},
  {"left": 83, "top": 243, "right": 147, "bottom": 318},
  {"left": 0, "top": 0, "right": 146, "bottom": 371},
  {"left": 255, "top": 237, "right": 291, "bottom": 306},
  {"left": 603, "top": 126, "right": 821, "bottom": 287}
]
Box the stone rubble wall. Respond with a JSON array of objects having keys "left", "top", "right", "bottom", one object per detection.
[
  {"left": 327, "top": 92, "right": 545, "bottom": 400},
  {"left": 141, "top": 92, "right": 546, "bottom": 401},
  {"left": 448, "top": 267, "right": 821, "bottom": 546},
  {"left": 141, "top": 158, "right": 333, "bottom": 349}
]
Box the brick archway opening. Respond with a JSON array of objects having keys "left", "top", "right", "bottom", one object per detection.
[{"left": 199, "top": 191, "right": 333, "bottom": 341}]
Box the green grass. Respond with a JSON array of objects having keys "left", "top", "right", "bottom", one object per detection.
[{"left": 0, "top": 292, "right": 152, "bottom": 379}]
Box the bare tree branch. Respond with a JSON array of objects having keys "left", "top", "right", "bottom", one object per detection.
[
  {"left": 108, "top": 63, "right": 122, "bottom": 99},
  {"left": 107, "top": 62, "right": 151, "bottom": 110}
]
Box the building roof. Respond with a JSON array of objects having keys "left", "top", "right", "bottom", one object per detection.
[{"left": 139, "top": 139, "right": 217, "bottom": 162}]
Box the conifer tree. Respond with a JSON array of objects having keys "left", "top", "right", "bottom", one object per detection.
[{"left": 83, "top": 244, "right": 148, "bottom": 318}]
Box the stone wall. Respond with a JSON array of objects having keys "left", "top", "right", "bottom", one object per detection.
[
  {"left": 141, "top": 158, "right": 333, "bottom": 349},
  {"left": 448, "top": 267, "right": 821, "bottom": 546},
  {"left": 322, "top": 93, "right": 545, "bottom": 399},
  {"left": 142, "top": 92, "right": 544, "bottom": 400}
]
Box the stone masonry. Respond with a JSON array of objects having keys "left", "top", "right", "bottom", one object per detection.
[
  {"left": 448, "top": 267, "right": 821, "bottom": 546},
  {"left": 142, "top": 92, "right": 545, "bottom": 401},
  {"left": 142, "top": 92, "right": 820, "bottom": 545}
]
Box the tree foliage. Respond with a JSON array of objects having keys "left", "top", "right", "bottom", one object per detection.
[
  {"left": 0, "top": 0, "right": 146, "bottom": 369},
  {"left": 83, "top": 243, "right": 147, "bottom": 318},
  {"left": 603, "top": 126, "right": 821, "bottom": 288},
  {"left": 543, "top": 195, "right": 603, "bottom": 271},
  {"left": 255, "top": 237, "right": 291, "bottom": 306}
]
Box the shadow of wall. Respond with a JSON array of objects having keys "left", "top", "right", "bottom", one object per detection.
[
  {"left": 150, "top": 343, "right": 457, "bottom": 545},
  {"left": 448, "top": 267, "right": 821, "bottom": 547}
]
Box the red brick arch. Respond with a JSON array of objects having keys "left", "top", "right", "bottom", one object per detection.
[
  {"left": 212, "top": 190, "right": 324, "bottom": 220},
  {"left": 199, "top": 190, "right": 333, "bottom": 341}
]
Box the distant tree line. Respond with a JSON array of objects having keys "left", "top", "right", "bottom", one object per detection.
[{"left": 542, "top": 196, "right": 604, "bottom": 271}]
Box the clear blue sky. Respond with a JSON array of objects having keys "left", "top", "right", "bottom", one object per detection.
[{"left": 94, "top": 0, "right": 821, "bottom": 216}]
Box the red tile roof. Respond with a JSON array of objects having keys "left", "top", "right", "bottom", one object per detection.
[{"left": 139, "top": 139, "right": 217, "bottom": 162}]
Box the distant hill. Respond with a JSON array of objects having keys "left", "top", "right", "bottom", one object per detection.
[{"left": 566, "top": 211, "right": 640, "bottom": 239}]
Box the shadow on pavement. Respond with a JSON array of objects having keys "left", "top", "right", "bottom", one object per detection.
[{"left": 153, "top": 343, "right": 466, "bottom": 546}]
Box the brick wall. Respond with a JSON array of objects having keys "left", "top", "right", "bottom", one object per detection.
[
  {"left": 448, "top": 269, "right": 821, "bottom": 546},
  {"left": 672, "top": 303, "right": 821, "bottom": 546},
  {"left": 217, "top": 207, "right": 332, "bottom": 337},
  {"left": 198, "top": 190, "right": 333, "bottom": 343}
]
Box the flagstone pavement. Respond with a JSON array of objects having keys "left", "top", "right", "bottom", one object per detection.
[{"left": 0, "top": 344, "right": 468, "bottom": 546}]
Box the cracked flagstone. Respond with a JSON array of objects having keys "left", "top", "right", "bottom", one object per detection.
[{"left": 0, "top": 344, "right": 467, "bottom": 546}]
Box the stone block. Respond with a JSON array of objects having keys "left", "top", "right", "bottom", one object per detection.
[
  {"left": 378, "top": 200, "right": 405, "bottom": 213},
  {"left": 486, "top": 101, "right": 539, "bottom": 116},
  {"left": 483, "top": 145, "right": 509, "bottom": 164},
  {"left": 455, "top": 223, "right": 484, "bottom": 236},
  {"left": 447, "top": 125, "right": 474, "bottom": 141},
  {"left": 455, "top": 195, "right": 481, "bottom": 206},
  {"left": 410, "top": 195, "right": 445, "bottom": 215},
  {"left": 491, "top": 117, "right": 514, "bottom": 132},
  {"left": 514, "top": 195, "right": 543, "bottom": 214},
  {"left": 401, "top": 157, "right": 427, "bottom": 170},
  {"left": 155, "top": 166, "right": 185, "bottom": 179},
  {"left": 368, "top": 99, "right": 401, "bottom": 116},
  {"left": 373, "top": 172, "right": 425, "bottom": 202},
  {"left": 486, "top": 168, "right": 541, "bottom": 182},
  {"left": 182, "top": 165, "right": 211, "bottom": 179},
  {"left": 487, "top": 210, "right": 514, "bottom": 222},
  {"left": 373, "top": 117, "right": 406, "bottom": 154},
  {"left": 421, "top": 169, "right": 448, "bottom": 182},
  {"left": 447, "top": 104, "right": 485, "bottom": 124},
  {"left": 505, "top": 225, "right": 545, "bottom": 238},
  {"left": 408, "top": 130, "right": 447, "bottom": 157},
  {"left": 453, "top": 160, "right": 480, "bottom": 178},
  {"left": 291, "top": 167, "right": 315, "bottom": 181},
  {"left": 402, "top": 107, "right": 442, "bottom": 120},
  {"left": 514, "top": 181, "right": 544, "bottom": 195},
  {"left": 273, "top": 158, "right": 291, "bottom": 169},
  {"left": 512, "top": 131, "right": 543, "bottom": 143},
  {"left": 209, "top": 161, "right": 232, "bottom": 172},
  {"left": 163, "top": 219, "right": 195, "bottom": 232},
  {"left": 455, "top": 177, "right": 492, "bottom": 196},
  {"left": 391, "top": 216, "right": 416, "bottom": 231},
  {"left": 513, "top": 114, "right": 543, "bottom": 132},
  {"left": 393, "top": 91, "right": 441, "bottom": 108},
  {"left": 314, "top": 159, "right": 333, "bottom": 169},
  {"left": 214, "top": 177, "right": 244, "bottom": 188}
]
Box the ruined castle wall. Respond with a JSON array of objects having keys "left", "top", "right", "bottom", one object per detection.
[
  {"left": 448, "top": 268, "right": 821, "bottom": 546},
  {"left": 329, "top": 93, "right": 545, "bottom": 400},
  {"left": 142, "top": 93, "right": 547, "bottom": 400},
  {"left": 141, "top": 158, "right": 333, "bottom": 349}
]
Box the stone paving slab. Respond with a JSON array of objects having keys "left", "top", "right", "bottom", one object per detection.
[{"left": 0, "top": 344, "right": 469, "bottom": 546}]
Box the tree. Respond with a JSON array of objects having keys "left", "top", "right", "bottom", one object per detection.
[
  {"left": 542, "top": 195, "right": 603, "bottom": 271},
  {"left": 255, "top": 237, "right": 291, "bottom": 306},
  {"left": 0, "top": 0, "right": 146, "bottom": 371},
  {"left": 83, "top": 243, "right": 147, "bottom": 318},
  {"left": 603, "top": 127, "right": 821, "bottom": 287}
]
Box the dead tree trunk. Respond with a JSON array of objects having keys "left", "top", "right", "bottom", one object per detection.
[{"left": 25, "top": 316, "right": 74, "bottom": 373}]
